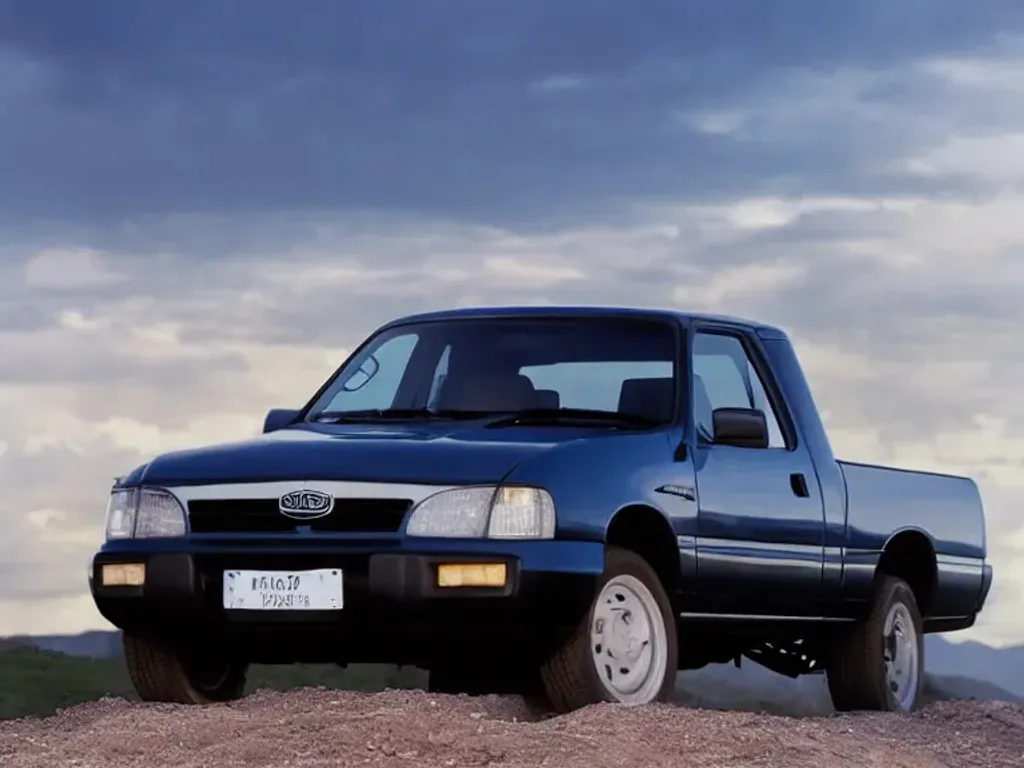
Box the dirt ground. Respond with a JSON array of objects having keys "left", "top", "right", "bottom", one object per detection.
[{"left": 1, "top": 689, "right": 1022, "bottom": 768}]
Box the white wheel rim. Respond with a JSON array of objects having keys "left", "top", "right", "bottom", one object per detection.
[
  {"left": 883, "top": 601, "right": 919, "bottom": 710},
  {"left": 590, "top": 573, "right": 668, "bottom": 704}
]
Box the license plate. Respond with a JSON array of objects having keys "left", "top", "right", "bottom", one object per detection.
[{"left": 222, "top": 568, "right": 343, "bottom": 611}]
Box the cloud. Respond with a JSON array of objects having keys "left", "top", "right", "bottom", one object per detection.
[
  {"left": 3, "top": 2, "right": 1024, "bottom": 228},
  {"left": 23, "top": 248, "right": 128, "bottom": 290},
  {"left": 0, "top": 2, "right": 1023, "bottom": 650},
  {"left": 2, "top": 190, "right": 1024, "bottom": 644}
]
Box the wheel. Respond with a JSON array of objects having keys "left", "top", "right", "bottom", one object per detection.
[
  {"left": 123, "top": 633, "right": 249, "bottom": 704},
  {"left": 826, "top": 575, "right": 924, "bottom": 712},
  {"left": 540, "top": 546, "right": 678, "bottom": 713}
]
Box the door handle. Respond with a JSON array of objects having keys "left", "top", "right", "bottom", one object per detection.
[{"left": 790, "top": 473, "right": 810, "bottom": 498}]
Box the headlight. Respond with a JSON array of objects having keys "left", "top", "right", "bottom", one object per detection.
[
  {"left": 105, "top": 489, "right": 138, "bottom": 540},
  {"left": 405, "top": 486, "right": 556, "bottom": 539},
  {"left": 104, "top": 487, "right": 187, "bottom": 540}
]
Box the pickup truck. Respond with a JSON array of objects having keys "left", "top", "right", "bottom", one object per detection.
[{"left": 89, "top": 306, "right": 993, "bottom": 713}]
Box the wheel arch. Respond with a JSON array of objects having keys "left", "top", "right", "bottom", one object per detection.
[
  {"left": 876, "top": 528, "right": 938, "bottom": 616},
  {"left": 603, "top": 503, "right": 682, "bottom": 602}
]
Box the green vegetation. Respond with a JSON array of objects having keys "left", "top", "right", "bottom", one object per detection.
[
  {"left": 1, "top": 645, "right": 131, "bottom": 719},
  {"left": 1, "top": 643, "right": 1017, "bottom": 721},
  {"left": 0, "top": 645, "right": 427, "bottom": 720}
]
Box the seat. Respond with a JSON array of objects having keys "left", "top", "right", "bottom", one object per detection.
[
  {"left": 617, "top": 377, "right": 674, "bottom": 423},
  {"left": 435, "top": 373, "right": 541, "bottom": 412}
]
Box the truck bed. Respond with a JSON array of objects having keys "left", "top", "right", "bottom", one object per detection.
[{"left": 837, "top": 459, "right": 990, "bottom": 621}]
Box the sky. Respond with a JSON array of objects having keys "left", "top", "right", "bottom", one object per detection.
[{"left": 1, "top": 1, "right": 1023, "bottom": 647}]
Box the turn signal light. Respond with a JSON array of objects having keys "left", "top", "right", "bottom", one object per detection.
[
  {"left": 101, "top": 563, "right": 146, "bottom": 587},
  {"left": 437, "top": 563, "right": 506, "bottom": 588}
]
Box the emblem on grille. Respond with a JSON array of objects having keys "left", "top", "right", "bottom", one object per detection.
[{"left": 278, "top": 489, "right": 334, "bottom": 520}]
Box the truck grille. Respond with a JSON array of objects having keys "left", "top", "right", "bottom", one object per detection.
[{"left": 187, "top": 498, "right": 412, "bottom": 534}]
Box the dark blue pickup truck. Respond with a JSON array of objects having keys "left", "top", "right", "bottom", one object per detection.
[{"left": 89, "top": 306, "right": 993, "bottom": 713}]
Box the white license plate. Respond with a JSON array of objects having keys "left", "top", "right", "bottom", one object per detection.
[{"left": 222, "top": 568, "right": 343, "bottom": 611}]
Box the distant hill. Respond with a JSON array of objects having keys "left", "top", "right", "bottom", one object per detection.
[
  {"left": 2, "top": 628, "right": 1019, "bottom": 719},
  {"left": 17, "top": 629, "right": 1020, "bottom": 697},
  {"left": 927, "top": 673, "right": 1022, "bottom": 703},
  {"left": 0, "top": 645, "right": 426, "bottom": 720},
  {"left": 5, "top": 630, "right": 123, "bottom": 659},
  {"left": 925, "top": 638, "right": 1024, "bottom": 698},
  {"left": 674, "top": 645, "right": 1021, "bottom": 717}
]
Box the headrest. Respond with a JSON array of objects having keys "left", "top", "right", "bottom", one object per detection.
[
  {"left": 617, "top": 377, "right": 674, "bottom": 423},
  {"left": 435, "top": 373, "right": 539, "bottom": 412},
  {"left": 535, "top": 389, "right": 560, "bottom": 409}
]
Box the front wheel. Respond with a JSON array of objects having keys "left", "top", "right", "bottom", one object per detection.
[
  {"left": 826, "top": 575, "right": 925, "bottom": 712},
  {"left": 123, "top": 633, "right": 249, "bottom": 704},
  {"left": 540, "top": 546, "right": 678, "bottom": 713}
]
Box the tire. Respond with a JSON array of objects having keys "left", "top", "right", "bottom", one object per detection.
[
  {"left": 826, "top": 575, "right": 925, "bottom": 712},
  {"left": 123, "top": 633, "right": 249, "bottom": 704},
  {"left": 540, "top": 546, "right": 678, "bottom": 713}
]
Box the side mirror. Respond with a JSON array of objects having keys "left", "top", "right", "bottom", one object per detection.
[
  {"left": 712, "top": 407, "right": 768, "bottom": 449},
  {"left": 263, "top": 408, "right": 300, "bottom": 434}
]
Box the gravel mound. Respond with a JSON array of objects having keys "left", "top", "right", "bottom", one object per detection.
[{"left": 1, "top": 688, "right": 1021, "bottom": 767}]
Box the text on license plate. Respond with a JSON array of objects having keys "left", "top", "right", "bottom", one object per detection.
[{"left": 222, "top": 568, "right": 344, "bottom": 611}]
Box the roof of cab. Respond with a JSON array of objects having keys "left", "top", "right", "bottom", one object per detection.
[{"left": 377, "top": 305, "right": 788, "bottom": 338}]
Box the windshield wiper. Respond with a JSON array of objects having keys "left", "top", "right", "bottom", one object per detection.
[
  {"left": 483, "top": 408, "right": 660, "bottom": 429},
  {"left": 314, "top": 407, "right": 661, "bottom": 429},
  {"left": 312, "top": 408, "right": 492, "bottom": 424}
]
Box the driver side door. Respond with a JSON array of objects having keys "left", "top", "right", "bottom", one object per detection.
[{"left": 691, "top": 327, "right": 826, "bottom": 617}]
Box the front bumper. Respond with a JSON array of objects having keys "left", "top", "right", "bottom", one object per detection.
[{"left": 89, "top": 537, "right": 603, "bottom": 666}]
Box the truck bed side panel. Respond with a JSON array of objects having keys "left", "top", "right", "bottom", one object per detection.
[{"left": 838, "top": 459, "right": 987, "bottom": 618}]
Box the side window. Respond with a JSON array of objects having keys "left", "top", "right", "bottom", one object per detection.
[
  {"left": 746, "top": 358, "right": 785, "bottom": 448},
  {"left": 692, "top": 332, "right": 786, "bottom": 448},
  {"left": 320, "top": 333, "right": 419, "bottom": 412}
]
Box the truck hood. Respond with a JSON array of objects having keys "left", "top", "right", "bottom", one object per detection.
[{"left": 133, "top": 422, "right": 591, "bottom": 487}]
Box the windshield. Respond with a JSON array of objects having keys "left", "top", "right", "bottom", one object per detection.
[{"left": 305, "top": 316, "right": 679, "bottom": 425}]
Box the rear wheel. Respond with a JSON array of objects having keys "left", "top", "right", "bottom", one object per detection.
[
  {"left": 540, "top": 546, "right": 678, "bottom": 712},
  {"left": 123, "top": 633, "right": 248, "bottom": 704},
  {"left": 826, "top": 576, "right": 924, "bottom": 712}
]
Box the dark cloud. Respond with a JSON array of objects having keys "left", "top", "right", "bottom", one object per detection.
[
  {"left": 2, "top": 0, "right": 1024, "bottom": 228},
  {"left": 4, "top": 1, "right": 1018, "bottom": 85}
]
